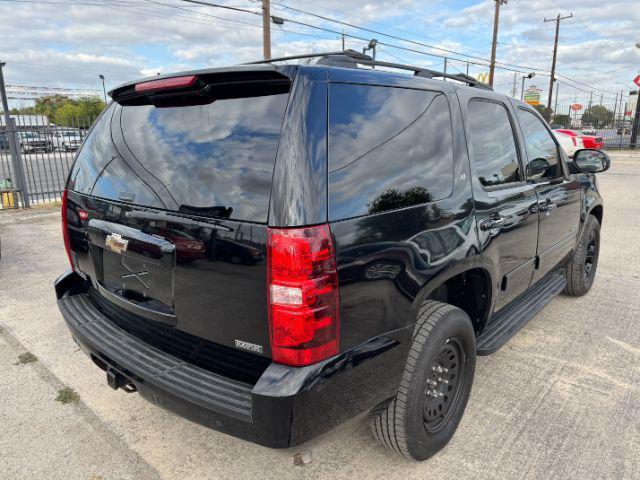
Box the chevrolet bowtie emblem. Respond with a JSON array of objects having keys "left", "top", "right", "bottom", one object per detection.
[{"left": 105, "top": 233, "right": 128, "bottom": 254}]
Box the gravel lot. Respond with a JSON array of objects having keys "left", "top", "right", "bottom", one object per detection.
[{"left": 1, "top": 151, "right": 639, "bottom": 480}]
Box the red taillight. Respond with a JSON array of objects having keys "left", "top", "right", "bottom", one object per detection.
[
  {"left": 134, "top": 75, "right": 198, "bottom": 93},
  {"left": 61, "top": 189, "right": 74, "bottom": 270},
  {"left": 267, "top": 224, "right": 340, "bottom": 366}
]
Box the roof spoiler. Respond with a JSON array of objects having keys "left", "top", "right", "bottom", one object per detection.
[{"left": 109, "top": 66, "right": 294, "bottom": 105}]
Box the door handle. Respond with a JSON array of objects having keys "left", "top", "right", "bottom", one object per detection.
[{"left": 480, "top": 217, "right": 504, "bottom": 231}]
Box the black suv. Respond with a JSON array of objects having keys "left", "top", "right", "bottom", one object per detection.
[{"left": 55, "top": 50, "right": 609, "bottom": 461}]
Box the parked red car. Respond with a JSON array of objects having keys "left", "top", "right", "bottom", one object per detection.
[{"left": 554, "top": 129, "right": 604, "bottom": 149}]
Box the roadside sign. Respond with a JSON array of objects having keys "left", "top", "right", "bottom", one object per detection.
[
  {"left": 524, "top": 85, "right": 542, "bottom": 106},
  {"left": 571, "top": 104, "right": 583, "bottom": 111},
  {"left": 634, "top": 74, "right": 640, "bottom": 88}
]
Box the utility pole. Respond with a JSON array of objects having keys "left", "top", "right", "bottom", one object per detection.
[
  {"left": 633, "top": 43, "right": 640, "bottom": 148},
  {"left": 618, "top": 90, "right": 625, "bottom": 130},
  {"left": 0, "top": 61, "right": 30, "bottom": 208},
  {"left": 489, "top": 0, "right": 508, "bottom": 87},
  {"left": 262, "top": 0, "right": 271, "bottom": 60},
  {"left": 544, "top": 13, "right": 572, "bottom": 112},
  {"left": 585, "top": 89, "right": 593, "bottom": 128},
  {"left": 466, "top": 60, "right": 470, "bottom": 76},
  {"left": 341, "top": 31, "right": 345, "bottom": 50},
  {"left": 511, "top": 72, "right": 517, "bottom": 97},
  {"left": 443, "top": 57, "right": 447, "bottom": 81},
  {"left": 632, "top": 92, "right": 640, "bottom": 148}
]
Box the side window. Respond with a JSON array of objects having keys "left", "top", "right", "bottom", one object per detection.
[
  {"left": 467, "top": 100, "right": 521, "bottom": 187},
  {"left": 328, "top": 85, "right": 454, "bottom": 221},
  {"left": 517, "top": 108, "right": 562, "bottom": 181}
]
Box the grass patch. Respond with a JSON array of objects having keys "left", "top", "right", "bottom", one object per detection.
[
  {"left": 15, "top": 352, "right": 38, "bottom": 365},
  {"left": 56, "top": 386, "right": 80, "bottom": 405}
]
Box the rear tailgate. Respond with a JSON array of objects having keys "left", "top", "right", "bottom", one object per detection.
[{"left": 65, "top": 67, "right": 294, "bottom": 359}]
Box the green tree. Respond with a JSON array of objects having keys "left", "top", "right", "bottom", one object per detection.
[
  {"left": 581, "top": 105, "right": 614, "bottom": 129},
  {"left": 9, "top": 95, "right": 106, "bottom": 126},
  {"left": 53, "top": 97, "right": 105, "bottom": 126}
]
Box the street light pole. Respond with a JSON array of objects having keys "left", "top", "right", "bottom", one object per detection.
[
  {"left": 521, "top": 73, "right": 535, "bottom": 101},
  {"left": 98, "top": 74, "right": 107, "bottom": 104},
  {"left": 363, "top": 39, "right": 378, "bottom": 68}
]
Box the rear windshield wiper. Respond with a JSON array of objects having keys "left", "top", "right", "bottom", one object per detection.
[{"left": 125, "top": 210, "right": 233, "bottom": 232}]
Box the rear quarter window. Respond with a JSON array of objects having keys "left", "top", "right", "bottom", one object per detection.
[{"left": 328, "top": 84, "right": 454, "bottom": 221}]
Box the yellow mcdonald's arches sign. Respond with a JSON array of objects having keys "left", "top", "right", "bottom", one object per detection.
[{"left": 476, "top": 72, "right": 489, "bottom": 83}]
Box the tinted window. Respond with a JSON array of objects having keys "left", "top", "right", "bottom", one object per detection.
[
  {"left": 68, "top": 104, "right": 123, "bottom": 196},
  {"left": 468, "top": 100, "right": 520, "bottom": 187},
  {"left": 69, "top": 91, "right": 289, "bottom": 223},
  {"left": 517, "top": 109, "right": 562, "bottom": 181},
  {"left": 328, "top": 85, "right": 454, "bottom": 221}
]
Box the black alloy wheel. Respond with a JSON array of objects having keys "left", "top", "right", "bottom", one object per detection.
[{"left": 424, "top": 338, "right": 465, "bottom": 433}]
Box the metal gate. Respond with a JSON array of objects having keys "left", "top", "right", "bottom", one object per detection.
[{"left": 0, "top": 115, "right": 91, "bottom": 209}]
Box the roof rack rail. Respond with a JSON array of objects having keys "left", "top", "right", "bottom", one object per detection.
[{"left": 246, "top": 49, "right": 492, "bottom": 91}]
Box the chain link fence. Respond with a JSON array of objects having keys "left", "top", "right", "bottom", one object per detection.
[{"left": 0, "top": 115, "right": 91, "bottom": 209}]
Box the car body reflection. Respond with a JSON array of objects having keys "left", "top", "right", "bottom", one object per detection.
[{"left": 142, "top": 227, "right": 206, "bottom": 263}]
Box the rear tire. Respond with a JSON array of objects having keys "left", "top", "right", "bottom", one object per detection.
[
  {"left": 369, "top": 301, "right": 476, "bottom": 461},
  {"left": 564, "top": 214, "right": 600, "bottom": 297}
]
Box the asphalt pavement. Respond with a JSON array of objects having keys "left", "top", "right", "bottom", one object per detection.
[{"left": 1, "top": 151, "right": 639, "bottom": 479}]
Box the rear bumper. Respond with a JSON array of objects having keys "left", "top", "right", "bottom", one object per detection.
[{"left": 55, "top": 270, "right": 406, "bottom": 449}]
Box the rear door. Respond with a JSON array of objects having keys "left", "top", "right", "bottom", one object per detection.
[
  {"left": 66, "top": 70, "right": 293, "bottom": 357},
  {"left": 463, "top": 94, "right": 539, "bottom": 312},
  {"left": 515, "top": 107, "right": 581, "bottom": 283}
]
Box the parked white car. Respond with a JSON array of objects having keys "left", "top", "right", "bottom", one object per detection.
[
  {"left": 553, "top": 130, "right": 584, "bottom": 158},
  {"left": 52, "top": 130, "right": 83, "bottom": 151}
]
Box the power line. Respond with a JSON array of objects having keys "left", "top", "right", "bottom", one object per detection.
[
  {"left": 2, "top": 0, "right": 625, "bottom": 99},
  {"left": 257, "top": 0, "right": 497, "bottom": 63},
  {"left": 238, "top": 0, "right": 624, "bottom": 93}
]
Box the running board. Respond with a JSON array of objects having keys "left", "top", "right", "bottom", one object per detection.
[{"left": 476, "top": 272, "right": 566, "bottom": 356}]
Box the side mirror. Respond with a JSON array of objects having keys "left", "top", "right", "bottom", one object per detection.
[
  {"left": 573, "top": 149, "right": 610, "bottom": 174},
  {"left": 527, "top": 157, "right": 550, "bottom": 178}
]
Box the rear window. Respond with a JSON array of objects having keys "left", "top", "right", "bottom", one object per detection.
[
  {"left": 68, "top": 89, "right": 289, "bottom": 223},
  {"left": 328, "top": 84, "right": 454, "bottom": 221}
]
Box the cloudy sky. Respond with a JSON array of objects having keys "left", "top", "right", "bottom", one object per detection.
[{"left": 1, "top": 0, "right": 639, "bottom": 109}]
